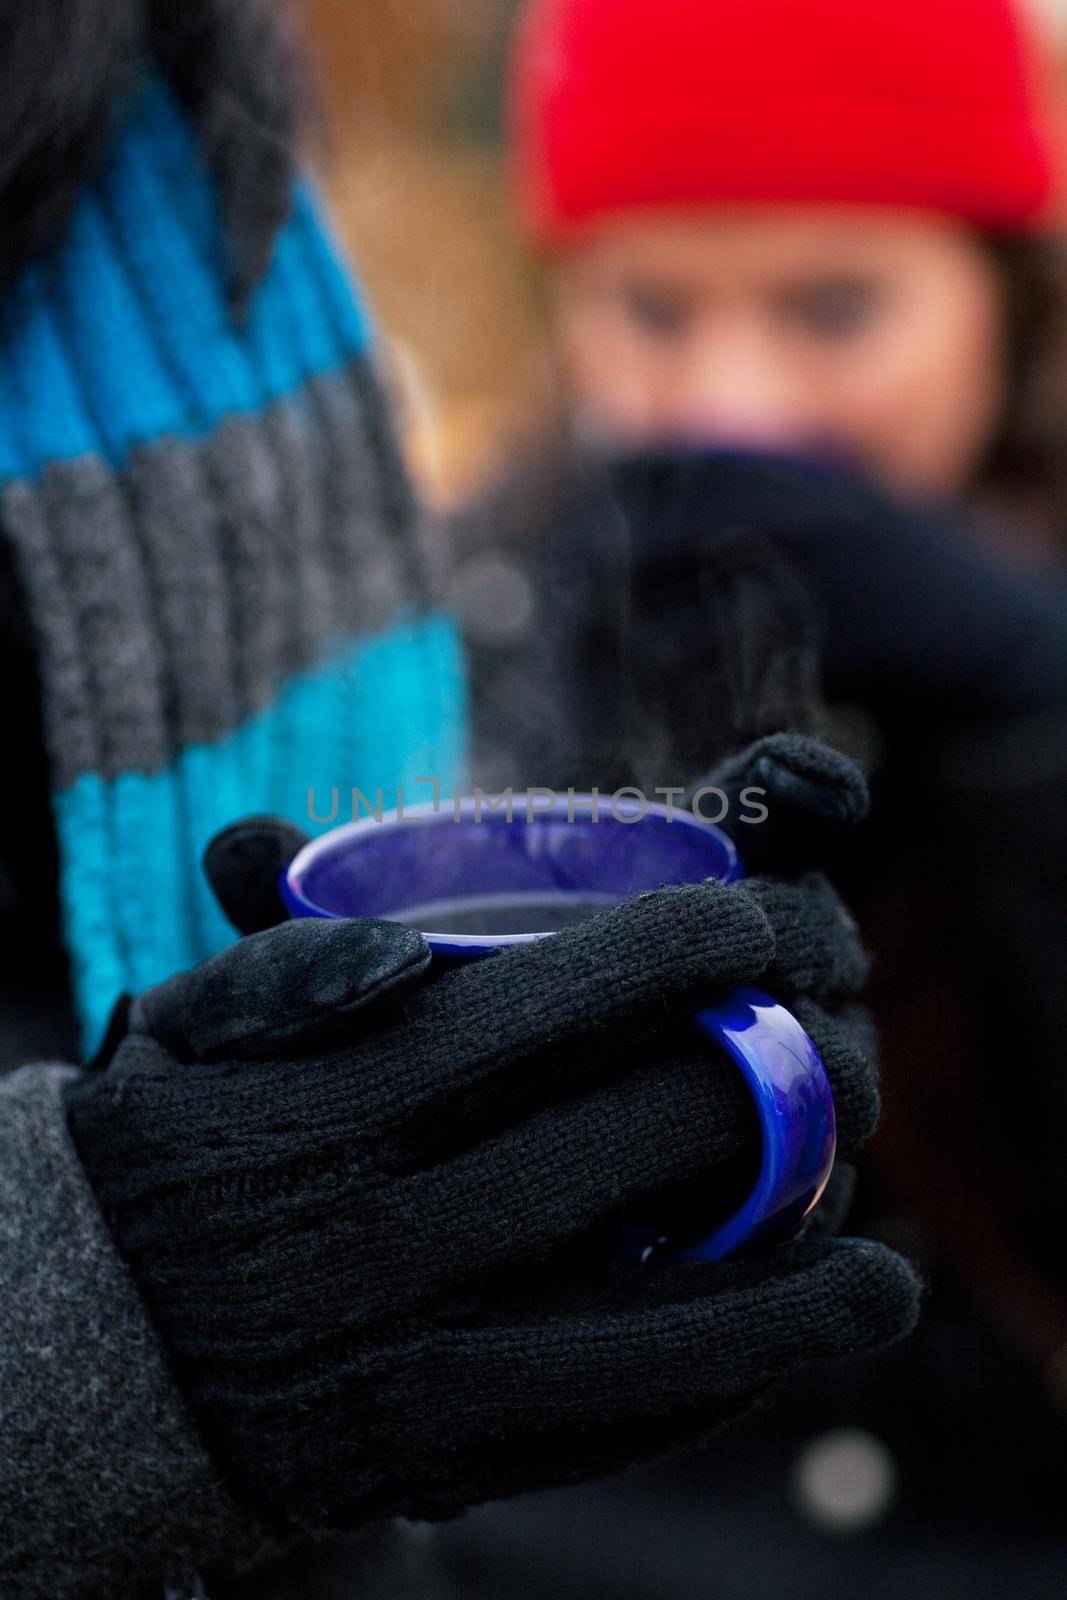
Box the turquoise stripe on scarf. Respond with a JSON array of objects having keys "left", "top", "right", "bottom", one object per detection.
[
  {"left": 0, "top": 81, "right": 370, "bottom": 483},
  {"left": 56, "top": 613, "right": 467, "bottom": 1052}
]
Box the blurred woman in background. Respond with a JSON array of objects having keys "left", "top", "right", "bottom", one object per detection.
[
  {"left": 445, "top": 2, "right": 1067, "bottom": 1586},
  {"left": 511, "top": 0, "right": 1067, "bottom": 517}
]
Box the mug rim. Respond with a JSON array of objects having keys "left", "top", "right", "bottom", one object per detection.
[{"left": 282, "top": 791, "right": 741, "bottom": 949}]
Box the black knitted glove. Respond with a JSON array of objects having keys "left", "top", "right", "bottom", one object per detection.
[
  {"left": 68, "top": 891, "right": 909, "bottom": 1534},
  {"left": 203, "top": 792, "right": 879, "bottom": 1158},
  {"left": 69, "top": 780, "right": 917, "bottom": 1537},
  {"left": 697, "top": 729, "right": 871, "bottom": 879}
]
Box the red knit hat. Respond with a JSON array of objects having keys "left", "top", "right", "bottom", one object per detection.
[{"left": 509, "top": 0, "right": 1067, "bottom": 244}]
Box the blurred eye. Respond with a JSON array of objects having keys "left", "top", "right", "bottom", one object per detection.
[
  {"left": 780, "top": 279, "right": 884, "bottom": 339},
  {"left": 621, "top": 283, "right": 693, "bottom": 339}
]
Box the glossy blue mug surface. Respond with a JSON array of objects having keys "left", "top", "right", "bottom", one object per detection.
[{"left": 281, "top": 795, "right": 836, "bottom": 1263}]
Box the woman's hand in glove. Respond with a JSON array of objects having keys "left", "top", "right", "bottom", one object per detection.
[
  {"left": 67, "top": 769, "right": 918, "bottom": 1538},
  {"left": 599, "top": 448, "right": 1067, "bottom": 723}
]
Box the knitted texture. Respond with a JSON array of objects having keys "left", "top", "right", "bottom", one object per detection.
[
  {"left": 0, "top": 78, "right": 466, "bottom": 1051},
  {"left": 69, "top": 864, "right": 917, "bottom": 1535}
]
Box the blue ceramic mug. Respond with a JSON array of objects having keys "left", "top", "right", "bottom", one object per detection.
[{"left": 281, "top": 794, "right": 836, "bottom": 1264}]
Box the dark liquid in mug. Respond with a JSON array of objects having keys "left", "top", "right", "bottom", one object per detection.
[{"left": 386, "top": 892, "right": 624, "bottom": 937}]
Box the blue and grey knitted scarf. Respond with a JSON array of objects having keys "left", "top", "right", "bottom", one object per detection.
[{"left": 0, "top": 80, "right": 467, "bottom": 1051}]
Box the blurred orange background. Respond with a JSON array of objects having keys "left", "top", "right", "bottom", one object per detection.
[{"left": 304, "top": 0, "right": 538, "bottom": 507}]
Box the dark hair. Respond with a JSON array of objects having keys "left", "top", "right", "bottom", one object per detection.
[
  {"left": 978, "top": 233, "right": 1067, "bottom": 539},
  {"left": 0, "top": 0, "right": 305, "bottom": 307}
]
